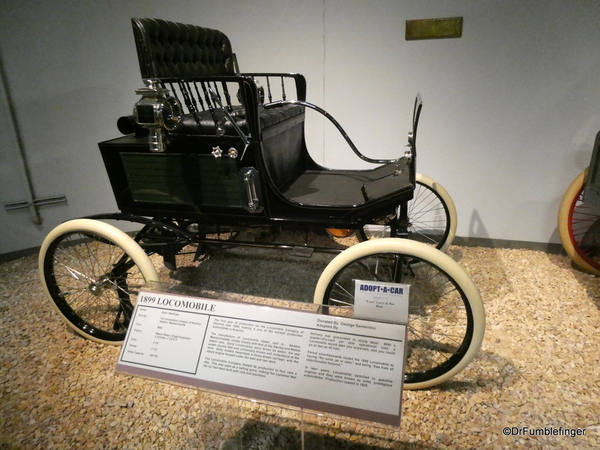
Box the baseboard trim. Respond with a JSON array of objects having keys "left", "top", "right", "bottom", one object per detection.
[
  {"left": 452, "top": 237, "right": 566, "bottom": 255},
  {"left": 0, "top": 246, "right": 41, "bottom": 263}
]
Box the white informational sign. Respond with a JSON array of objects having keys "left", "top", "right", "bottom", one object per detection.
[
  {"left": 354, "top": 280, "right": 410, "bottom": 324},
  {"left": 116, "top": 290, "right": 407, "bottom": 426}
]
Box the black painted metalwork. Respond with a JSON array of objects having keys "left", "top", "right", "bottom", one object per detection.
[{"left": 95, "top": 18, "right": 423, "bottom": 268}]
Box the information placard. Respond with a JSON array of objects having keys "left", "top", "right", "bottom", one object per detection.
[{"left": 116, "top": 290, "right": 407, "bottom": 425}]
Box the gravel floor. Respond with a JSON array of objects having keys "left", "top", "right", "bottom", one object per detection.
[{"left": 1, "top": 244, "right": 599, "bottom": 449}]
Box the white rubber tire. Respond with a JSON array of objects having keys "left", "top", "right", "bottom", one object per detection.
[
  {"left": 313, "top": 238, "right": 485, "bottom": 390},
  {"left": 557, "top": 169, "right": 600, "bottom": 276},
  {"left": 415, "top": 173, "right": 457, "bottom": 253},
  {"left": 39, "top": 219, "right": 159, "bottom": 345}
]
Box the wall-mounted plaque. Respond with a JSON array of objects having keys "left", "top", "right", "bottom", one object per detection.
[{"left": 406, "top": 17, "right": 463, "bottom": 40}]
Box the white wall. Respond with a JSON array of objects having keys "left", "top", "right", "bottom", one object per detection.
[{"left": 1, "top": 0, "right": 599, "bottom": 254}]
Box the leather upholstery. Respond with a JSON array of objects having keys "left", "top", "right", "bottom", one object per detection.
[
  {"left": 281, "top": 164, "right": 412, "bottom": 207},
  {"left": 131, "top": 18, "right": 305, "bottom": 137},
  {"left": 132, "top": 18, "right": 235, "bottom": 79},
  {"left": 172, "top": 105, "right": 305, "bottom": 136}
]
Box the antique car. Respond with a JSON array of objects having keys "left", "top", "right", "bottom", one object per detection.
[{"left": 39, "top": 18, "right": 484, "bottom": 390}]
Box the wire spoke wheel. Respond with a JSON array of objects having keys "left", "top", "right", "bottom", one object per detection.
[
  {"left": 39, "top": 219, "right": 158, "bottom": 344},
  {"left": 315, "top": 239, "right": 484, "bottom": 389},
  {"left": 558, "top": 168, "right": 600, "bottom": 275},
  {"left": 360, "top": 174, "right": 457, "bottom": 252}
]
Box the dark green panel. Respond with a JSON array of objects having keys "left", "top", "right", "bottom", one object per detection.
[{"left": 120, "top": 153, "right": 242, "bottom": 207}]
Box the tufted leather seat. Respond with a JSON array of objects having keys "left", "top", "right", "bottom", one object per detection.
[
  {"left": 132, "top": 18, "right": 236, "bottom": 78},
  {"left": 131, "top": 18, "right": 305, "bottom": 139}
]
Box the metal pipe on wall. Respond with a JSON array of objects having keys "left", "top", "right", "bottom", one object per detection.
[{"left": 0, "top": 50, "right": 42, "bottom": 225}]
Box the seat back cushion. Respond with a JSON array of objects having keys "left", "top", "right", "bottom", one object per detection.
[{"left": 132, "top": 18, "right": 236, "bottom": 79}]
